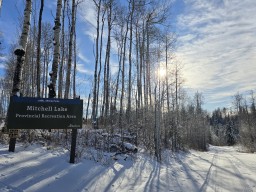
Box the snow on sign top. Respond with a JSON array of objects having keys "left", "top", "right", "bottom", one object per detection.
[{"left": 7, "top": 96, "right": 83, "bottom": 129}]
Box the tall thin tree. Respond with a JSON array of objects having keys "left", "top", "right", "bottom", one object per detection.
[
  {"left": 9, "top": 0, "right": 32, "bottom": 152},
  {"left": 72, "top": 3, "right": 78, "bottom": 98},
  {"left": 127, "top": 0, "right": 135, "bottom": 124},
  {"left": 64, "top": 0, "right": 76, "bottom": 99},
  {"left": 48, "top": 0, "right": 62, "bottom": 98},
  {"left": 92, "top": 0, "right": 102, "bottom": 127},
  {"left": 36, "top": 0, "right": 44, "bottom": 97},
  {"left": 58, "top": 0, "right": 67, "bottom": 98}
]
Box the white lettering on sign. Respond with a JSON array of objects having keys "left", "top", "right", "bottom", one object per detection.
[
  {"left": 41, "top": 114, "right": 66, "bottom": 118},
  {"left": 26, "top": 106, "right": 68, "bottom": 112},
  {"left": 27, "top": 106, "right": 52, "bottom": 111},
  {"left": 66, "top": 115, "right": 76, "bottom": 118},
  {"left": 16, "top": 113, "right": 40, "bottom": 118},
  {"left": 54, "top": 106, "right": 68, "bottom": 112}
]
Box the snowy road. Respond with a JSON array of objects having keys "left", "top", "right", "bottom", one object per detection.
[
  {"left": 0, "top": 144, "right": 255, "bottom": 192},
  {"left": 201, "top": 146, "right": 255, "bottom": 192}
]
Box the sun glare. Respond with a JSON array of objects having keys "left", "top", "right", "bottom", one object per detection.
[{"left": 158, "top": 68, "right": 166, "bottom": 79}]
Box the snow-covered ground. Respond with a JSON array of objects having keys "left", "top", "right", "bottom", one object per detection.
[{"left": 0, "top": 143, "right": 255, "bottom": 192}]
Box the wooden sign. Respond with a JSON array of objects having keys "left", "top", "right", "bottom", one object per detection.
[{"left": 7, "top": 96, "right": 83, "bottom": 129}]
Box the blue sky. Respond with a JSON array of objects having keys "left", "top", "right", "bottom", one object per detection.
[
  {"left": 173, "top": 0, "right": 256, "bottom": 110},
  {"left": 0, "top": 0, "right": 256, "bottom": 112}
]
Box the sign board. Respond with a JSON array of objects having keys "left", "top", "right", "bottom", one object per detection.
[{"left": 7, "top": 96, "right": 83, "bottom": 129}]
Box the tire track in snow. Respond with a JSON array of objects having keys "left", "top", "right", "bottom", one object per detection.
[
  {"left": 222, "top": 153, "right": 256, "bottom": 191},
  {"left": 201, "top": 149, "right": 253, "bottom": 192},
  {"left": 225, "top": 155, "right": 253, "bottom": 192},
  {"left": 200, "top": 146, "right": 253, "bottom": 192},
  {"left": 173, "top": 153, "right": 204, "bottom": 191},
  {"left": 229, "top": 153, "right": 256, "bottom": 173},
  {"left": 199, "top": 151, "right": 219, "bottom": 192}
]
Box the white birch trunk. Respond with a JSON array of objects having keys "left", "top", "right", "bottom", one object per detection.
[
  {"left": 12, "top": 0, "right": 32, "bottom": 95},
  {"left": 36, "top": 0, "right": 44, "bottom": 97},
  {"left": 92, "top": 0, "right": 101, "bottom": 125},
  {"left": 64, "top": 0, "right": 75, "bottom": 99},
  {"left": 48, "top": 0, "right": 62, "bottom": 98},
  {"left": 58, "top": 0, "right": 67, "bottom": 98}
]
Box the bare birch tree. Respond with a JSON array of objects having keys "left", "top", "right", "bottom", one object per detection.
[
  {"left": 92, "top": 0, "right": 102, "bottom": 127},
  {"left": 64, "top": 0, "right": 76, "bottom": 99},
  {"left": 36, "top": 0, "right": 44, "bottom": 97},
  {"left": 127, "top": 0, "right": 135, "bottom": 124},
  {"left": 12, "top": 0, "right": 32, "bottom": 96},
  {"left": 48, "top": 0, "right": 62, "bottom": 98},
  {"left": 72, "top": 3, "right": 78, "bottom": 98},
  {"left": 8, "top": 0, "right": 32, "bottom": 151},
  {"left": 58, "top": 0, "right": 67, "bottom": 98}
]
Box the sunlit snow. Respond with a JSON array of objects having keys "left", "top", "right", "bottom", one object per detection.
[{"left": 0, "top": 144, "right": 255, "bottom": 192}]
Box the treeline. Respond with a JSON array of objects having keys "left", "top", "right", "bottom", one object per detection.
[{"left": 210, "top": 92, "right": 256, "bottom": 152}]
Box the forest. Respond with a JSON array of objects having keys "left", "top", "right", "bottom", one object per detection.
[{"left": 0, "top": 0, "right": 255, "bottom": 162}]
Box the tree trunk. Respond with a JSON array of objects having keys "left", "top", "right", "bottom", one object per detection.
[
  {"left": 114, "top": 38, "right": 123, "bottom": 109},
  {"left": 9, "top": 0, "right": 32, "bottom": 152},
  {"left": 165, "top": 36, "right": 170, "bottom": 113},
  {"left": 58, "top": 0, "right": 67, "bottom": 98},
  {"left": 36, "top": 0, "right": 44, "bottom": 97},
  {"left": 48, "top": 0, "right": 62, "bottom": 98},
  {"left": 119, "top": 13, "right": 129, "bottom": 129},
  {"left": 85, "top": 93, "right": 91, "bottom": 123},
  {"left": 42, "top": 47, "right": 46, "bottom": 97},
  {"left": 127, "top": 0, "right": 134, "bottom": 124},
  {"left": 72, "top": 4, "right": 77, "bottom": 98},
  {"left": 142, "top": 21, "right": 148, "bottom": 109},
  {"left": 31, "top": 8, "right": 37, "bottom": 97},
  {"left": 44, "top": 48, "right": 49, "bottom": 97},
  {"left": 102, "top": 0, "right": 113, "bottom": 125},
  {"left": 64, "top": 0, "right": 75, "bottom": 99},
  {"left": 95, "top": 8, "right": 105, "bottom": 124},
  {"left": 146, "top": 21, "right": 152, "bottom": 107},
  {"left": 135, "top": 24, "right": 140, "bottom": 110},
  {"left": 12, "top": 0, "right": 32, "bottom": 96},
  {"left": 92, "top": 0, "right": 101, "bottom": 126},
  {"left": 104, "top": 1, "right": 112, "bottom": 125}
]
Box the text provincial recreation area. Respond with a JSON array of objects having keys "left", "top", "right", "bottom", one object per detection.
[{"left": 15, "top": 114, "right": 77, "bottom": 118}]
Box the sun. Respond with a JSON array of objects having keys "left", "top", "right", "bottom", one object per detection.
[{"left": 157, "top": 67, "right": 166, "bottom": 79}]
